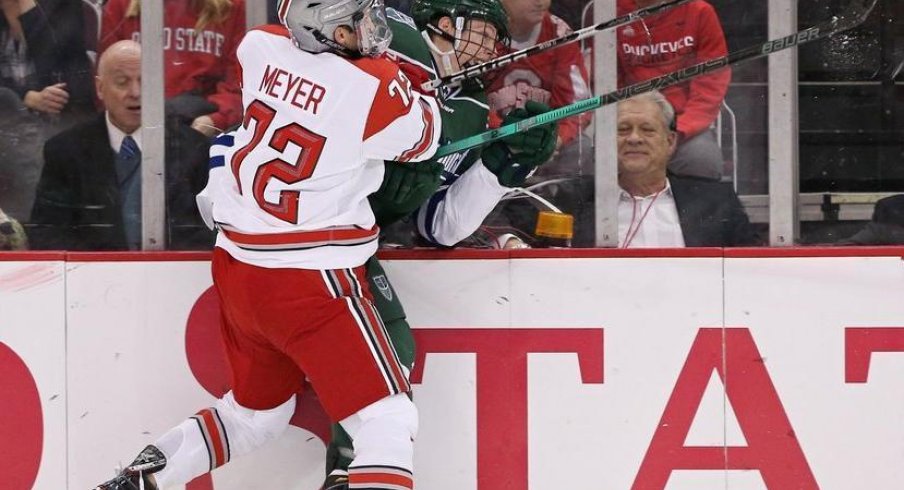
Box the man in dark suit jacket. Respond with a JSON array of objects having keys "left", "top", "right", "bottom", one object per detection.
[
  {"left": 839, "top": 194, "right": 904, "bottom": 245},
  {"left": 669, "top": 174, "right": 758, "bottom": 247},
  {"left": 616, "top": 91, "right": 758, "bottom": 247},
  {"left": 29, "top": 40, "right": 212, "bottom": 250}
]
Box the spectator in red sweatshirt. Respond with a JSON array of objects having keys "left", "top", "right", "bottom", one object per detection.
[
  {"left": 617, "top": 0, "right": 730, "bottom": 181},
  {"left": 100, "top": 0, "right": 244, "bottom": 137},
  {"left": 487, "top": 0, "right": 593, "bottom": 177}
]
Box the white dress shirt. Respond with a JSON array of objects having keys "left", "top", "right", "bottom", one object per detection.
[
  {"left": 617, "top": 180, "right": 686, "bottom": 248},
  {"left": 105, "top": 112, "right": 142, "bottom": 154}
]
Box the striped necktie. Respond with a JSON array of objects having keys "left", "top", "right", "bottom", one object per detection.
[
  {"left": 116, "top": 135, "right": 141, "bottom": 185},
  {"left": 116, "top": 135, "right": 142, "bottom": 249}
]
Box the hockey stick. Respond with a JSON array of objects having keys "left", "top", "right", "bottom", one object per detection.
[
  {"left": 420, "top": 0, "right": 692, "bottom": 92},
  {"left": 434, "top": 0, "right": 878, "bottom": 158}
]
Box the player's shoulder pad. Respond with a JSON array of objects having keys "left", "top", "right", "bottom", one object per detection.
[
  {"left": 238, "top": 24, "right": 291, "bottom": 50},
  {"left": 246, "top": 24, "right": 291, "bottom": 39},
  {"left": 237, "top": 24, "right": 292, "bottom": 59},
  {"left": 386, "top": 9, "right": 434, "bottom": 70},
  {"left": 386, "top": 7, "right": 418, "bottom": 30},
  {"left": 347, "top": 55, "right": 406, "bottom": 83}
]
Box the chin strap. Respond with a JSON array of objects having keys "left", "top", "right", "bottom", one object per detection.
[
  {"left": 420, "top": 29, "right": 457, "bottom": 77},
  {"left": 313, "top": 29, "right": 362, "bottom": 58},
  {"left": 421, "top": 16, "right": 468, "bottom": 79}
]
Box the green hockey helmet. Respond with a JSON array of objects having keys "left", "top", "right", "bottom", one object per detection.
[{"left": 410, "top": 0, "right": 510, "bottom": 47}]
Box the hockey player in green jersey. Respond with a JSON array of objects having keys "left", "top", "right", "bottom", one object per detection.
[{"left": 323, "top": 1, "right": 559, "bottom": 488}]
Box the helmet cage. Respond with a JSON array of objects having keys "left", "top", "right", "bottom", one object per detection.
[{"left": 451, "top": 15, "right": 505, "bottom": 68}]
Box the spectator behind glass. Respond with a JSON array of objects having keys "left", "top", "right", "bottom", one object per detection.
[
  {"left": 0, "top": 0, "right": 94, "bottom": 116},
  {"left": 487, "top": 0, "right": 593, "bottom": 176},
  {"left": 477, "top": 90, "right": 757, "bottom": 248},
  {"left": 99, "top": 0, "right": 245, "bottom": 137},
  {"left": 838, "top": 195, "right": 904, "bottom": 246},
  {"left": 0, "top": 0, "right": 95, "bottom": 220},
  {"left": 617, "top": 0, "right": 731, "bottom": 181},
  {"left": 29, "top": 40, "right": 213, "bottom": 251},
  {"left": 615, "top": 91, "right": 757, "bottom": 247}
]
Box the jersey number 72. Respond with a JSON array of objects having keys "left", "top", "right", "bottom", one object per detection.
[{"left": 230, "top": 99, "right": 327, "bottom": 224}]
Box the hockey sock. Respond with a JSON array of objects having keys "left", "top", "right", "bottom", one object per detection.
[
  {"left": 152, "top": 392, "right": 295, "bottom": 488},
  {"left": 341, "top": 393, "right": 417, "bottom": 490}
]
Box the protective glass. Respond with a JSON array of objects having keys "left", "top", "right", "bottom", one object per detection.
[{"left": 355, "top": 0, "right": 393, "bottom": 56}]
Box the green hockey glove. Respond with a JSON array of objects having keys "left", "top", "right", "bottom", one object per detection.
[
  {"left": 369, "top": 160, "right": 443, "bottom": 227},
  {"left": 482, "top": 101, "right": 558, "bottom": 187}
]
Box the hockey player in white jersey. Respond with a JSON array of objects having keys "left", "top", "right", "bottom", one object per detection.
[
  {"left": 206, "top": 5, "right": 441, "bottom": 269},
  {"left": 90, "top": 1, "right": 441, "bottom": 489}
]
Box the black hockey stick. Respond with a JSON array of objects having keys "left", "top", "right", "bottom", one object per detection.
[
  {"left": 419, "top": 0, "right": 693, "bottom": 92},
  {"left": 434, "top": 0, "right": 879, "bottom": 158}
]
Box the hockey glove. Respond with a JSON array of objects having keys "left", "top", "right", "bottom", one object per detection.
[
  {"left": 369, "top": 160, "right": 444, "bottom": 227},
  {"left": 482, "top": 101, "right": 557, "bottom": 187}
]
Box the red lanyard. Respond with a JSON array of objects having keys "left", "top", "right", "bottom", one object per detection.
[{"left": 621, "top": 189, "right": 664, "bottom": 248}]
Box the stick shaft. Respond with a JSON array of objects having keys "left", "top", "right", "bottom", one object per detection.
[
  {"left": 419, "top": 0, "right": 693, "bottom": 91},
  {"left": 435, "top": 0, "right": 877, "bottom": 158}
]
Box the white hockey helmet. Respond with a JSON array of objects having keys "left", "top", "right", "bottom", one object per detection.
[{"left": 277, "top": 0, "right": 393, "bottom": 57}]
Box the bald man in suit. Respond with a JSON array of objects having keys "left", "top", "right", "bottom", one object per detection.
[{"left": 30, "top": 40, "right": 212, "bottom": 250}]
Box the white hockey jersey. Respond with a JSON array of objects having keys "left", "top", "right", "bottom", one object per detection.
[{"left": 203, "top": 25, "right": 442, "bottom": 269}]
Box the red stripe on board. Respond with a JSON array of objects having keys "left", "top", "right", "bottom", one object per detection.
[
  {"left": 724, "top": 246, "right": 904, "bottom": 258},
  {"left": 0, "top": 252, "right": 66, "bottom": 261},
  {"left": 376, "top": 247, "right": 725, "bottom": 260},
  {"left": 66, "top": 251, "right": 212, "bottom": 262},
  {"left": 5, "top": 246, "right": 903, "bottom": 263}
]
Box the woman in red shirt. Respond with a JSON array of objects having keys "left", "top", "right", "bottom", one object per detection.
[{"left": 100, "top": 0, "right": 245, "bottom": 136}]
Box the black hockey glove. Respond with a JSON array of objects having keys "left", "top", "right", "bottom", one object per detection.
[
  {"left": 482, "top": 101, "right": 557, "bottom": 187},
  {"left": 369, "top": 160, "right": 444, "bottom": 227}
]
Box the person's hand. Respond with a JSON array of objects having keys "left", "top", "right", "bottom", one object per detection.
[
  {"left": 369, "top": 160, "right": 443, "bottom": 227},
  {"left": 23, "top": 83, "right": 69, "bottom": 114},
  {"left": 481, "top": 101, "right": 557, "bottom": 187},
  {"left": 191, "top": 114, "right": 220, "bottom": 137}
]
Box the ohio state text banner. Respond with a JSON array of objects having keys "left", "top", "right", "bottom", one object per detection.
[{"left": 2, "top": 252, "right": 903, "bottom": 490}]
